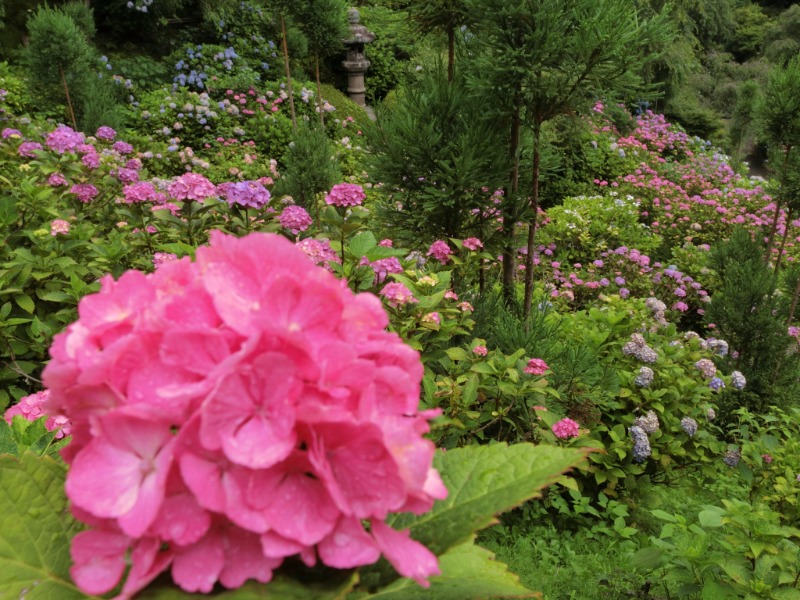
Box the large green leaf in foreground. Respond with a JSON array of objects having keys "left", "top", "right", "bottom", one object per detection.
[
  {"left": 351, "top": 537, "right": 539, "bottom": 600},
  {"left": 0, "top": 452, "right": 88, "bottom": 600},
  {"left": 390, "top": 443, "right": 588, "bottom": 556},
  {"left": 137, "top": 573, "right": 358, "bottom": 600}
]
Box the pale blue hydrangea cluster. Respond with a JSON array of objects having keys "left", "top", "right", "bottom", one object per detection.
[
  {"left": 634, "top": 366, "right": 654, "bottom": 387},
  {"left": 731, "top": 371, "right": 746, "bottom": 390},
  {"left": 629, "top": 426, "right": 651, "bottom": 463},
  {"left": 634, "top": 410, "right": 659, "bottom": 434},
  {"left": 709, "top": 377, "right": 725, "bottom": 391},
  {"left": 706, "top": 338, "right": 729, "bottom": 357},
  {"left": 706, "top": 407, "right": 716, "bottom": 420},
  {"left": 723, "top": 449, "right": 741, "bottom": 467},
  {"left": 623, "top": 333, "right": 658, "bottom": 363},
  {"left": 680, "top": 417, "right": 698, "bottom": 437}
]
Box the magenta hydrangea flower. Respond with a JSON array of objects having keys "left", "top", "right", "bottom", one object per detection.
[
  {"left": 43, "top": 232, "right": 446, "bottom": 596},
  {"left": 48, "top": 172, "right": 68, "bottom": 187},
  {"left": 95, "top": 126, "right": 117, "bottom": 141},
  {"left": 325, "top": 183, "right": 366, "bottom": 207},
  {"left": 18, "top": 141, "right": 42, "bottom": 157},
  {"left": 4, "top": 390, "right": 71, "bottom": 439},
  {"left": 552, "top": 418, "right": 580, "bottom": 439},
  {"left": 524, "top": 358, "right": 549, "bottom": 375},
  {"left": 123, "top": 181, "right": 165, "bottom": 204},
  {"left": 222, "top": 180, "right": 271, "bottom": 209},
  {"left": 427, "top": 240, "right": 452, "bottom": 265},
  {"left": 2, "top": 127, "right": 21, "bottom": 138},
  {"left": 70, "top": 183, "right": 99, "bottom": 203},
  {"left": 81, "top": 152, "right": 100, "bottom": 169},
  {"left": 46, "top": 125, "right": 85, "bottom": 153},
  {"left": 279, "top": 205, "right": 313, "bottom": 234},
  {"left": 379, "top": 282, "right": 418, "bottom": 308},
  {"left": 152, "top": 252, "right": 178, "bottom": 269},
  {"left": 473, "top": 345, "right": 488, "bottom": 356},
  {"left": 112, "top": 141, "right": 134, "bottom": 155},
  {"left": 168, "top": 172, "right": 217, "bottom": 202}
]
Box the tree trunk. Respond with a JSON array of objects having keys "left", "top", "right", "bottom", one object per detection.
[
  {"left": 315, "top": 57, "right": 325, "bottom": 127},
  {"left": 447, "top": 26, "right": 455, "bottom": 83},
  {"left": 280, "top": 14, "right": 297, "bottom": 130},
  {"left": 765, "top": 148, "right": 792, "bottom": 265},
  {"left": 60, "top": 65, "right": 78, "bottom": 130},
  {"left": 502, "top": 96, "right": 523, "bottom": 305},
  {"left": 788, "top": 271, "right": 800, "bottom": 326},
  {"left": 774, "top": 207, "right": 793, "bottom": 275},
  {"left": 523, "top": 119, "right": 542, "bottom": 319}
]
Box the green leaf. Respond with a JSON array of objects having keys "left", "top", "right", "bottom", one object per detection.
[
  {"left": 630, "top": 546, "right": 664, "bottom": 571},
  {"left": 0, "top": 420, "right": 18, "bottom": 456},
  {"left": 352, "top": 538, "right": 537, "bottom": 599},
  {"left": 349, "top": 231, "right": 378, "bottom": 258},
  {"left": 14, "top": 294, "right": 35, "bottom": 314},
  {"left": 138, "top": 573, "right": 358, "bottom": 599},
  {"left": 389, "top": 443, "right": 587, "bottom": 557},
  {"left": 0, "top": 453, "right": 88, "bottom": 599},
  {"left": 697, "top": 508, "right": 724, "bottom": 528},
  {"left": 445, "top": 347, "right": 468, "bottom": 362},
  {"left": 649, "top": 510, "right": 677, "bottom": 523}
]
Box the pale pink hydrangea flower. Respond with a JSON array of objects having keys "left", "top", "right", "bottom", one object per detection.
[
  {"left": 325, "top": 183, "right": 366, "bottom": 207},
  {"left": 551, "top": 418, "right": 580, "bottom": 439},
  {"left": 48, "top": 172, "right": 68, "bottom": 187},
  {"left": 378, "top": 239, "right": 393, "bottom": 247},
  {"left": 472, "top": 345, "right": 488, "bottom": 356},
  {"left": 95, "top": 126, "right": 117, "bottom": 141},
  {"left": 296, "top": 238, "right": 341, "bottom": 268},
  {"left": 380, "top": 282, "right": 418, "bottom": 308},
  {"left": 42, "top": 232, "right": 446, "bottom": 596},
  {"left": 524, "top": 358, "right": 549, "bottom": 375},
  {"left": 4, "top": 390, "right": 71, "bottom": 438},
  {"left": 51, "top": 219, "right": 70, "bottom": 236},
  {"left": 279, "top": 205, "right": 313, "bottom": 234},
  {"left": 427, "top": 240, "right": 452, "bottom": 265},
  {"left": 444, "top": 290, "right": 458, "bottom": 300},
  {"left": 462, "top": 237, "right": 483, "bottom": 251},
  {"left": 422, "top": 312, "right": 441, "bottom": 325},
  {"left": 168, "top": 172, "right": 217, "bottom": 202},
  {"left": 152, "top": 252, "right": 178, "bottom": 269},
  {"left": 457, "top": 302, "right": 473, "bottom": 312}
]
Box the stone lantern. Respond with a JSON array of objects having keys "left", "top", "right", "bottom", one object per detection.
[{"left": 342, "top": 8, "right": 375, "bottom": 107}]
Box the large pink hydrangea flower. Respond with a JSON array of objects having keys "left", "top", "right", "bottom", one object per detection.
[
  {"left": 43, "top": 231, "right": 446, "bottom": 597},
  {"left": 168, "top": 172, "right": 217, "bottom": 202},
  {"left": 325, "top": 183, "right": 366, "bottom": 207}
]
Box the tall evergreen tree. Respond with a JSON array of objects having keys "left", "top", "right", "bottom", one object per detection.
[{"left": 467, "top": 0, "right": 671, "bottom": 314}]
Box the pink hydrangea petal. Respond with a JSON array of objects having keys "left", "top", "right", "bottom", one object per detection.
[
  {"left": 171, "top": 529, "right": 225, "bottom": 594},
  {"left": 370, "top": 520, "right": 440, "bottom": 588},
  {"left": 260, "top": 530, "right": 305, "bottom": 558},
  {"left": 219, "top": 528, "right": 281, "bottom": 589},
  {"left": 119, "top": 537, "right": 173, "bottom": 599},
  {"left": 149, "top": 492, "right": 211, "bottom": 545},
  {"left": 264, "top": 471, "right": 340, "bottom": 545},
  {"left": 69, "top": 530, "right": 129, "bottom": 595},
  {"left": 318, "top": 516, "right": 380, "bottom": 569},
  {"left": 310, "top": 423, "right": 406, "bottom": 519}
]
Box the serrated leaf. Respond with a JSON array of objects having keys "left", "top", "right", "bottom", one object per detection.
[
  {"left": 630, "top": 546, "right": 664, "bottom": 571},
  {"left": 388, "top": 443, "right": 587, "bottom": 557},
  {"left": 14, "top": 294, "right": 35, "bottom": 314},
  {"left": 138, "top": 572, "right": 358, "bottom": 599},
  {"left": 0, "top": 453, "right": 88, "bottom": 599},
  {"left": 0, "top": 420, "right": 18, "bottom": 456},
  {"left": 349, "top": 231, "right": 378, "bottom": 258},
  {"left": 351, "top": 538, "right": 538, "bottom": 599}
]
